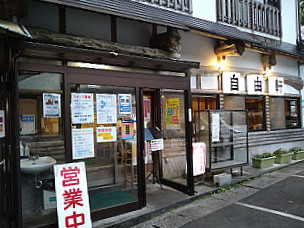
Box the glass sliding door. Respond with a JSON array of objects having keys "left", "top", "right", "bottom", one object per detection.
[
  {"left": 70, "top": 84, "right": 139, "bottom": 213},
  {"left": 160, "top": 90, "right": 190, "bottom": 190}
]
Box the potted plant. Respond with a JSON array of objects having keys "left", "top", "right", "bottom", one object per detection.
[
  {"left": 273, "top": 148, "right": 293, "bottom": 164},
  {"left": 252, "top": 153, "right": 276, "bottom": 169},
  {"left": 290, "top": 147, "right": 304, "bottom": 160}
]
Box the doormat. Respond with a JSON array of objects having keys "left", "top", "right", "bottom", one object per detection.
[{"left": 89, "top": 190, "right": 135, "bottom": 210}]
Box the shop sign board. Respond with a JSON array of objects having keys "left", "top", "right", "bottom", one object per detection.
[
  {"left": 268, "top": 77, "right": 284, "bottom": 96},
  {"left": 247, "top": 74, "right": 264, "bottom": 95},
  {"left": 222, "top": 72, "right": 241, "bottom": 94},
  {"left": 43, "top": 93, "right": 61, "bottom": 117},
  {"left": 54, "top": 162, "right": 92, "bottom": 228},
  {"left": 72, "top": 128, "right": 95, "bottom": 159},
  {"left": 150, "top": 138, "right": 164, "bottom": 152},
  {"left": 121, "top": 120, "right": 134, "bottom": 139},
  {"left": 118, "top": 94, "right": 132, "bottom": 115},
  {"left": 192, "top": 142, "right": 206, "bottom": 176},
  {"left": 20, "top": 115, "right": 35, "bottom": 135},
  {"left": 211, "top": 113, "right": 220, "bottom": 142},
  {"left": 96, "top": 94, "right": 117, "bottom": 124},
  {"left": 96, "top": 126, "right": 117, "bottom": 142},
  {"left": 166, "top": 98, "right": 180, "bottom": 129},
  {"left": 0, "top": 110, "right": 4, "bottom": 138},
  {"left": 71, "top": 93, "right": 94, "bottom": 124}
]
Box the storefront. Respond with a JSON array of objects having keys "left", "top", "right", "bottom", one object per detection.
[{"left": 0, "top": 38, "right": 199, "bottom": 227}]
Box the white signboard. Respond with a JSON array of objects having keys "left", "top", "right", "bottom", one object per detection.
[
  {"left": 96, "top": 127, "right": 117, "bottom": 142},
  {"left": 247, "top": 74, "right": 264, "bottom": 95},
  {"left": 268, "top": 77, "right": 284, "bottom": 96},
  {"left": 192, "top": 142, "right": 206, "bottom": 176},
  {"left": 71, "top": 93, "right": 94, "bottom": 124},
  {"left": 211, "top": 113, "right": 220, "bottom": 142},
  {"left": 0, "top": 110, "right": 5, "bottom": 138},
  {"left": 54, "top": 162, "right": 92, "bottom": 228},
  {"left": 222, "top": 72, "right": 241, "bottom": 94},
  {"left": 43, "top": 93, "right": 61, "bottom": 117},
  {"left": 96, "top": 94, "right": 117, "bottom": 124},
  {"left": 150, "top": 138, "right": 164, "bottom": 152},
  {"left": 72, "top": 128, "right": 95, "bottom": 159}
]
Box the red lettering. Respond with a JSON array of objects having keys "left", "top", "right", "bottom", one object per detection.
[
  {"left": 61, "top": 166, "right": 80, "bottom": 187},
  {"left": 65, "top": 211, "right": 85, "bottom": 228}
]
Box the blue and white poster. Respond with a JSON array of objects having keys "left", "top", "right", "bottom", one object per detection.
[
  {"left": 96, "top": 94, "right": 117, "bottom": 124},
  {"left": 71, "top": 93, "right": 94, "bottom": 124},
  {"left": 72, "top": 128, "right": 95, "bottom": 160},
  {"left": 43, "top": 93, "right": 61, "bottom": 117},
  {"left": 118, "top": 94, "right": 132, "bottom": 115},
  {"left": 21, "top": 115, "right": 35, "bottom": 135}
]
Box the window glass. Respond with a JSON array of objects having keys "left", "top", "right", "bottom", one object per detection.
[
  {"left": 18, "top": 71, "right": 64, "bottom": 227},
  {"left": 246, "top": 97, "right": 265, "bottom": 131},
  {"left": 191, "top": 76, "right": 197, "bottom": 89},
  {"left": 224, "top": 96, "right": 245, "bottom": 110},
  {"left": 70, "top": 84, "right": 138, "bottom": 212},
  {"left": 285, "top": 98, "right": 300, "bottom": 128},
  {"left": 270, "top": 97, "right": 285, "bottom": 129}
]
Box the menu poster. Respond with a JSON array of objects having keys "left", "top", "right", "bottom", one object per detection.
[
  {"left": 71, "top": 93, "right": 94, "bottom": 124},
  {"left": 211, "top": 113, "right": 220, "bottom": 142},
  {"left": 43, "top": 93, "right": 61, "bottom": 118},
  {"left": 0, "top": 110, "right": 5, "bottom": 138},
  {"left": 20, "top": 115, "right": 35, "bottom": 135},
  {"left": 96, "top": 94, "right": 117, "bottom": 124},
  {"left": 118, "top": 94, "right": 132, "bottom": 115},
  {"left": 72, "top": 128, "right": 95, "bottom": 160},
  {"left": 144, "top": 96, "right": 151, "bottom": 122},
  {"left": 150, "top": 138, "right": 164, "bottom": 151},
  {"left": 121, "top": 120, "right": 134, "bottom": 140},
  {"left": 96, "top": 127, "right": 117, "bottom": 142},
  {"left": 165, "top": 98, "right": 180, "bottom": 129}
]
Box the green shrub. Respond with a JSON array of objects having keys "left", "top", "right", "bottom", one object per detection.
[
  {"left": 289, "top": 147, "right": 303, "bottom": 153},
  {"left": 253, "top": 153, "right": 275, "bottom": 159}
]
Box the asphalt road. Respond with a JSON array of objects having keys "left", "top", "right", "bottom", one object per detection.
[{"left": 133, "top": 162, "right": 304, "bottom": 228}]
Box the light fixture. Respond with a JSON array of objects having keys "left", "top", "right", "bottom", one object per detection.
[
  {"left": 263, "top": 66, "right": 272, "bottom": 78},
  {"left": 216, "top": 56, "right": 226, "bottom": 72}
]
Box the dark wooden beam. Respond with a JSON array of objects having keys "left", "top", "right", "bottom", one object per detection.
[
  {"left": 111, "top": 15, "right": 117, "bottom": 43},
  {"left": 59, "top": 6, "right": 66, "bottom": 34}
]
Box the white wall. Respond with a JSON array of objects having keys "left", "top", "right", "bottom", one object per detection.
[
  {"left": 281, "top": 0, "right": 298, "bottom": 44},
  {"left": 192, "top": 0, "right": 217, "bottom": 22},
  {"left": 271, "top": 56, "right": 299, "bottom": 77}
]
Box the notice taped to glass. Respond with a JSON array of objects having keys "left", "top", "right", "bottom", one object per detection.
[
  {"left": 96, "top": 94, "right": 117, "bottom": 124},
  {"left": 211, "top": 113, "right": 220, "bottom": 142},
  {"left": 43, "top": 93, "right": 61, "bottom": 117},
  {"left": 72, "top": 128, "right": 95, "bottom": 159},
  {"left": 71, "top": 93, "right": 94, "bottom": 124}
]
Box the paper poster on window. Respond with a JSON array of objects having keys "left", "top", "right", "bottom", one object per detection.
[
  {"left": 211, "top": 113, "right": 220, "bottom": 142},
  {"left": 0, "top": 110, "right": 5, "bottom": 138},
  {"left": 166, "top": 98, "right": 180, "bottom": 129},
  {"left": 150, "top": 138, "right": 164, "bottom": 151},
  {"left": 54, "top": 162, "right": 92, "bottom": 228},
  {"left": 192, "top": 142, "right": 206, "bottom": 176},
  {"left": 118, "top": 94, "right": 132, "bottom": 115},
  {"left": 144, "top": 96, "right": 151, "bottom": 122},
  {"left": 71, "top": 93, "right": 94, "bottom": 124},
  {"left": 121, "top": 120, "right": 134, "bottom": 139},
  {"left": 72, "top": 128, "right": 94, "bottom": 159},
  {"left": 144, "top": 141, "right": 152, "bottom": 164},
  {"left": 96, "top": 94, "right": 117, "bottom": 124},
  {"left": 96, "top": 127, "right": 117, "bottom": 142},
  {"left": 43, "top": 93, "right": 61, "bottom": 117},
  {"left": 20, "top": 115, "right": 35, "bottom": 135}
]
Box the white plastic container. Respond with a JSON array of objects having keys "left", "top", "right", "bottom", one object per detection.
[
  {"left": 20, "top": 142, "right": 24, "bottom": 156},
  {"left": 24, "top": 144, "right": 30, "bottom": 157}
]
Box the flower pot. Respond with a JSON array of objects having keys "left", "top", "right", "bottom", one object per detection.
[
  {"left": 252, "top": 156, "right": 275, "bottom": 169},
  {"left": 292, "top": 151, "right": 304, "bottom": 160},
  {"left": 274, "top": 153, "right": 293, "bottom": 164}
]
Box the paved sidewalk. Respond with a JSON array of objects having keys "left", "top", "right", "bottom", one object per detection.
[{"left": 93, "top": 159, "right": 304, "bottom": 228}]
